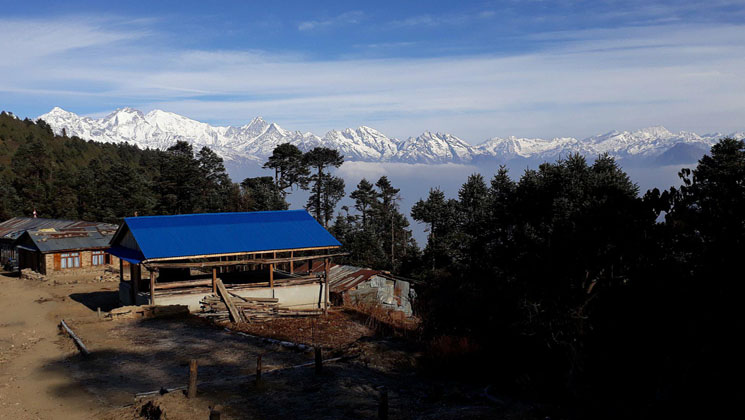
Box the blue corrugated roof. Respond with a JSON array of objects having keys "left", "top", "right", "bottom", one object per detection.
[
  {"left": 107, "top": 245, "right": 145, "bottom": 264},
  {"left": 115, "top": 210, "right": 341, "bottom": 261}
]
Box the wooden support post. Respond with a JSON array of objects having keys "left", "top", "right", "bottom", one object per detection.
[
  {"left": 132, "top": 264, "right": 139, "bottom": 304},
  {"left": 315, "top": 347, "right": 322, "bottom": 374},
  {"left": 187, "top": 359, "right": 198, "bottom": 398},
  {"left": 149, "top": 270, "right": 155, "bottom": 306},
  {"left": 212, "top": 267, "right": 217, "bottom": 294},
  {"left": 269, "top": 263, "right": 274, "bottom": 289},
  {"left": 324, "top": 258, "right": 330, "bottom": 313},
  {"left": 290, "top": 251, "right": 294, "bottom": 274},
  {"left": 97, "top": 307, "right": 102, "bottom": 320},
  {"left": 378, "top": 386, "right": 389, "bottom": 420},
  {"left": 256, "top": 354, "right": 262, "bottom": 383}
]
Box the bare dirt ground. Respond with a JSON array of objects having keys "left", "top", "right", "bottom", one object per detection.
[{"left": 0, "top": 272, "right": 537, "bottom": 419}]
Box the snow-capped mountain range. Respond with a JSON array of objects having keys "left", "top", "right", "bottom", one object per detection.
[{"left": 38, "top": 107, "right": 744, "bottom": 166}]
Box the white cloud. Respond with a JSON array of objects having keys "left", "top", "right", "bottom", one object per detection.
[
  {"left": 390, "top": 10, "right": 496, "bottom": 27},
  {"left": 1, "top": 16, "right": 744, "bottom": 142},
  {"left": 298, "top": 11, "right": 363, "bottom": 31}
]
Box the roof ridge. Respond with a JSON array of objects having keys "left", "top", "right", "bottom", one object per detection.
[{"left": 124, "top": 209, "right": 308, "bottom": 221}]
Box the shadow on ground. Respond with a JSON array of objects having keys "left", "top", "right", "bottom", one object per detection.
[
  {"left": 69, "top": 291, "right": 120, "bottom": 312},
  {"left": 41, "top": 316, "right": 516, "bottom": 419}
]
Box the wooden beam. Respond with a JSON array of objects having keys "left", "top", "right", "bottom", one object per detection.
[
  {"left": 144, "top": 252, "right": 349, "bottom": 269},
  {"left": 290, "top": 251, "right": 294, "bottom": 274},
  {"left": 212, "top": 267, "right": 217, "bottom": 294},
  {"left": 143, "top": 246, "right": 341, "bottom": 263},
  {"left": 149, "top": 270, "right": 155, "bottom": 305},
  {"left": 154, "top": 279, "right": 212, "bottom": 290},
  {"left": 215, "top": 279, "right": 243, "bottom": 323},
  {"left": 255, "top": 252, "right": 348, "bottom": 265},
  {"left": 269, "top": 263, "right": 274, "bottom": 289},
  {"left": 59, "top": 319, "right": 90, "bottom": 357}
]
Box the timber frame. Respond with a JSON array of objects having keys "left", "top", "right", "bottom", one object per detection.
[{"left": 120, "top": 245, "right": 347, "bottom": 312}]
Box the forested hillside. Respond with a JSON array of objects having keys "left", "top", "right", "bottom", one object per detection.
[
  {"left": 0, "top": 112, "right": 282, "bottom": 222},
  {"left": 408, "top": 140, "right": 745, "bottom": 418}
]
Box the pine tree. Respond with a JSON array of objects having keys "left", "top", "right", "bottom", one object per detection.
[
  {"left": 239, "top": 176, "right": 288, "bottom": 211},
  {"left": 303, "top": 147, "right": 344, "bottom": 225},
  {"left": 263, "top": 143, "right": 309, "bottom": 196},
  {"left": 197, "top": 146, "right": 233, "bottom": 213},
  {"left": 349, "top": 178, "right": 378, "bottom": 229}
]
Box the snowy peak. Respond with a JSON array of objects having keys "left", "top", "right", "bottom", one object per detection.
[
  {"left": 397, "top": 131, "right": 475, "bottom": 163},
  {"left": 37, "top": 107, "right": 744, "bottom": 166}
]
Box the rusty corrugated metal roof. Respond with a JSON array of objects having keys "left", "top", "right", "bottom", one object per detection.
[
  {"left": 294, "top": 261, "right": 403, "bottom": 293},
  {"left": 20, "top": 225, "right": 117, "bottom": 253},
  {"left": 0, "top": 217, "right": 115, "bottom": 241}
]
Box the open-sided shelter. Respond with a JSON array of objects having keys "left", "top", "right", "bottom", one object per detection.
[{"left": 108, "top": 210, "right": 344, "bottom": 310}]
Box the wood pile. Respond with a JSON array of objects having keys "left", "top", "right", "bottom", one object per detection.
[
  {"left": 108, "top": 305, "right": 190, "bottom": 320},
  {"left": 198, "top": 294, "right": 322, "bottom": 323}
]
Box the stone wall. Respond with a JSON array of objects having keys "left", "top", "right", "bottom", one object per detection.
[{"left": 43, "top": 251, "right": 120, "bottom": 277}]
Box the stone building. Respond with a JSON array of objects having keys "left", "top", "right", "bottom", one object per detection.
[
  {"left": 15, "top": 224, "right": 119, "bottom": 276},
  {"left": 1, "top": 217, "right": 115, "bottom": 267}
]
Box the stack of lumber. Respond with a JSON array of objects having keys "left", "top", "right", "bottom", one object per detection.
[
  {"left": 198, "top": 294, "right": 322, "bottom": 323},
  {"left": 108, "top": 305, "right": 190, "bottom": 320}
]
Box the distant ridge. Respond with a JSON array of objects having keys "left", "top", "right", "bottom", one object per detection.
[{"left": 39, "top": 107, "right": 744, "bottom": 166}]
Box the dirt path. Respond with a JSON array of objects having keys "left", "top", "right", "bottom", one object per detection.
[
  {"left": 0, "top": 273, "right": 516, "bottom": 419},
  {"left": 0, "top": 274, "right": 108, "bottom": 419}
]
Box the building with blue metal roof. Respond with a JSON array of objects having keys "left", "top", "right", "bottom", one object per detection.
[
  {"left": 108, "top": 210, "right": 344, "bottom": 309},
  {"left": 108, "top": 209, "right": 341, "bottom": 264}
]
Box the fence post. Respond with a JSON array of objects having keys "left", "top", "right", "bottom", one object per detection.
[
  {"left": 378, "top": 386, "right": 388, "bottom": 420},
  {"left": 187, "top": 359, "right": 198, "bottom": 398},
  {"left": 256, "top": 354, "right": 262, "bottom": 384},
  {"left": 315, "top": 347, "right": 322, "bottom": 374}
]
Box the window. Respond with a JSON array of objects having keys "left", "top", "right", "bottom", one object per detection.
[
  {"left": 92, "top": 250, "right": 107, "bottom": 266},
  {"left": 60, "top": 252, "right": 80, "bottom": 269}
]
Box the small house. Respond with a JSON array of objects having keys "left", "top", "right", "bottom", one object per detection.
[
  {"left": 1, "top": 217, "right": 112, "bottom": 265},
  {"left": 15, "top": 224, "right": 119, "bottom": 275}
]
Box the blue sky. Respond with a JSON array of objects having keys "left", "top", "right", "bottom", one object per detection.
[{"left": 2, "top": 0, "right": 744, "bottom": 142}]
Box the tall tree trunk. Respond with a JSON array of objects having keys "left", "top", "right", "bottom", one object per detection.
[
  {"left": 391, "top": 219, "right": 395, "bottom": 267},
  {"left": 316, "top": 166, "right": 322, "bottom": 223}
]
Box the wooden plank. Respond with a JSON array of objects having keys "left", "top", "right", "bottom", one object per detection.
[
  {"left": 154, "top": 279, "right": 213, "bottom": 290},
  {"left": 228, "top": 291, "right": 248, "bottom": 302},
  {"left": 212, "top": 267, "right": 217, "bottom": 294},
  {"left": 213, "top": 296, "right": 278, "bottom": 303},
  {"left": 215, "top": 279, "right": 243, "bottom": 323},
  {"left": 269, "top": 263, "right": 274, "bottom": 289},
  {"left": 290, "top": 251, "right": 294, "bottom": 274},
  {"left": 59, "top": 319, "right": 90, "bottom": 357}
]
